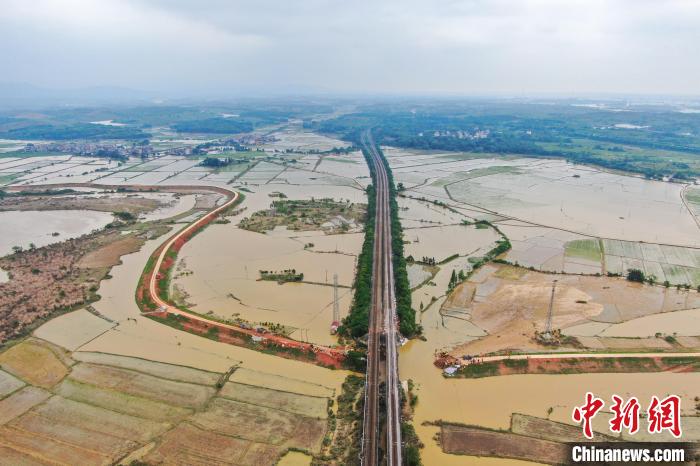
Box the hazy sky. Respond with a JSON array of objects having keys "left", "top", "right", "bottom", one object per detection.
[{"left": 1, "top": 0, "right": 699, "bottom": 96}]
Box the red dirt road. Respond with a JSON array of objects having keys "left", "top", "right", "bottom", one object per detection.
[{"left": 8, "top": 183, "right": 347, "bottom": 367}]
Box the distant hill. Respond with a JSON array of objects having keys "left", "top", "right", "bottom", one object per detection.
[{"left": 0, "top": 82, "right": 157, "bottom": 108}]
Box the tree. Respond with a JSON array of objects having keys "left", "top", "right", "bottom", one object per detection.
[
  {"left": 663, "top": 280, "right": 671, "bottom": 288},
  {"left": 626, "top": 268, "right": 645, "bottom": 283}
]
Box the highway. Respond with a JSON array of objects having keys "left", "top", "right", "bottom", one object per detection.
[{"left": 361, "top": 130, "right": 402, "bottom": 466}]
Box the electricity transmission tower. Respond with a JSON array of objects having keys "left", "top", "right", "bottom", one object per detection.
[{"left": 331, "top": 273, "right": 340, "bottom": 334}]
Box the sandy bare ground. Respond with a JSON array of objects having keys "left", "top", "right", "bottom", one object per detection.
[
  {"left": 447, "top": 264, "right": 700, "bottom": 356},
  {"left": 0, "top": 194, "right": 162, "bottom": 214}
]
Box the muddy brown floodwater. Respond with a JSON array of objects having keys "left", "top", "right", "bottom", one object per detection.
[
  {"left": 61, "top": 218, "right": 351, "bottom": 397},
  {"left": 174, "top": 223, "right": 359, "bottom": 346},
  {"left": 401, "top": 304, "right": 700, "bottom": 465},
  {"left": 0, "top": 210, "right": 113, "bottom": 256}
]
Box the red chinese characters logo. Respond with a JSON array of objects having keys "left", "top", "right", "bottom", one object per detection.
[
  {"left": 609, "top": 395, "right": 640, "bottom": 435},
  {"left": 647, "top": 395, "right": 682, "bottom": 438},
  {"left": 572, "top": 393, "right": 682, "bottom": 439},
  {"left": 572, "top": 392, "right": 604, "bottom": 439}
]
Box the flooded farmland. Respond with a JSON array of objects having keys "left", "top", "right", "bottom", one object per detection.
[
  {"left": 0, "top": 209, "right": 114, "bottom": 256},
  {"left": 401, "top": 333, "right": 700, "bottom": 465},
  {"left": 174, "top": 224, "right": 357, "bottom": 345},
  {"left": 38, "top": 213, "right": 352, "bottom": 392},
  {"left": 386, "top": 149, "right": 700, "bottom": 247},
  {"left": 389, "top": 148, "right": 700, "bottom": 464},
  {"left": 4, "top": 124, "right": 700, "bottom": 466}
]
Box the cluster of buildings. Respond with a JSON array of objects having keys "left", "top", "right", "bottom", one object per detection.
[
  {"left": 237, "top": 134, "right": 276, "bottom": 147},
  {"left": 191, "top": 138, "right": 253, "bottom": 156},
  {"left": 166, "top": 146, "right": 195, "bottom": 157},
  {"left": 21, "top": 141, "right": 154, "bottom": 159},
  {"left": 419, "top": 129, "right": 490, "bottom": 139}
]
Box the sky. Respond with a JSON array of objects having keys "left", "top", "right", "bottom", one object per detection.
[{"left": 1, "top": 0, "right": 699, "bottom": 97}]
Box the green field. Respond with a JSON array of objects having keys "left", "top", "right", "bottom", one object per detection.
[
  {"left": 538, "top": 138, "right": 700, "bottom": 178},
  {"left": 0, "top": 174, "right": 20, "bottom": 186},
  {"left": 564, "top": 239, "right": 602, "bottom": 262}
]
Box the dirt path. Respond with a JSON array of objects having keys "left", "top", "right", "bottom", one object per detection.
[
  {"left": 481, "top": 351, "right": 700, "bottom": 363},
  {"left": 680, "top": 184, "right": 700, "bottom": 231}
]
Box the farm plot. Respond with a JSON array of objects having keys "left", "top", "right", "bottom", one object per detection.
[
  {"left": 0, "top": 339, "right": 70, "bottom": 388},
  {"left": 510, "top": 413, "right": 615, "bottom": 443},
  {"left": 316, "top": 156, "right": 369, "bottom": 180},
  {"left": 687, "top": 187, "right": 700, "bottom": 216},
  {"left": 404, "top": 156, "right": 699, "bottom": 247},
  {"left": 0, "top": 349, "right": 223, "bottom": 465},
  {"left": 500, "top": 222, "right": 600, "bottom": 272},
  {"left": 229, "top": 367, "right": 335, "bottom": 398},
  {"left": 55, "top": 378, "right": 193, "bottom": 422},
  {"left": 15, "top": 395, "right": 169, "bottom": 446},
  {"left": 0, "top": 424, "right": 112, "bottom": 465},
  {"left": 404, "top": 224, "right": 501, "bottom": 263},
  {"left": 67, "top": 362, "right": 215, "bottom": 408},
  {"left": 276, "top": 168, "right": 362, "bottom": 189},
  {"left": 398, "top": 196, "right": 464, "bottom": 227},
  {"left": 144, "top": 422, "right": 254, "bottom": 465},
  {"left": 122, "top": 158, "right": 178, "bottom": 172},
  {"left": 599, "top": 308, "right": 700, "bottom": 338},
  {"left": 238, "top": 161, "right": 287, "bottom": 184},
  {"left": 0, "top": 370, "right": 25, "bottom": 398},
  {"left": 407, "top": 263, "right": 433, "bottom": 289},
  {"left": 33, "top": 309, "right": 114, "bottom": 351},
  {"left": 602, "top": 239, "right": 700, "bottom": 286},
  {"left": 440, "top": 423, "right": 569, "bottom": 464},
  {"left": 0, "top": 387, "right": 51, "bottom": 425},
  {"left": 277, "top": 451, "right": 313, "bottom": 466},
  {"left": 219, "top": 381, "right": 328, "bottom": 419},
  {"left": 72, "top": 351, "right": 221, "bottom": 385},
  {"left": 125, "top": 170, "right": 173, "bottom": 185},
  {"left": 262, "top": 128, "right": 349, "bottom": 153},
  {"left": 142, "top": 365, "right": 337, "bottom": 464},
  {"left": 191, "top": 397, "right": 326, "bottom": 452},
  {"left": 297, "top": 232, "right": 364, "bottom": 256}
]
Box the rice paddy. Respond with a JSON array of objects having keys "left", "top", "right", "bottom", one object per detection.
[{"left": 0, "top": 334, "right": 342, "bottom": 465}]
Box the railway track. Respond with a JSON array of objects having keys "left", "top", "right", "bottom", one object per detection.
[{"left": 361, "top": 130, "right": 402, "bottom": 466}]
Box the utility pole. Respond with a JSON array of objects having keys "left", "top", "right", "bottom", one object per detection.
[
  {"left": 331, "top": 273, "right": 340, "bottom": 334},
  {"left": 333, "top": 273, "right": 339, "bottom": 324},
  {"left": 544, "top": 280, "right": 557, "bottom": 337}
]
